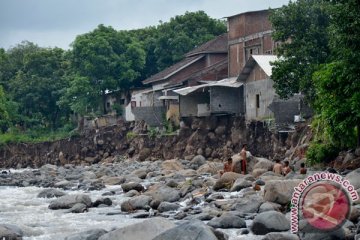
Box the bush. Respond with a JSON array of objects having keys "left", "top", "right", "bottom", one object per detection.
[{"left": 306, "top": 142, "right": 339, "bottom": 166}]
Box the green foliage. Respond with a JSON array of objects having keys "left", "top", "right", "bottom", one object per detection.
[
  {"left": 111, "top": 103, "right": 123, "bottom": 116},
  {"left": 0, "top": 127, "right": 77, "bottom": 146},
  {"left": 270, "top": 0, "right": 331, "bottom": 101},
  {"left": 312, "top": 0, "right": 360, "bottom": 147},
  {"left": 126, "top": 131, "right": 136, "bottom": 140},
  {"left": 71, "top": 25, "right": 146, "bottom": 114},
  {"left": 147, "top": 127, "right": 158, "bottom": 139},
  {"left": 306, "top": 142, "right": 339, "bottom": 166}
]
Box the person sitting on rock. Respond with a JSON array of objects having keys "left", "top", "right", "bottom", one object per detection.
[
  {"left": 282, "top": 160, "right": 292, "bottom": 176},
  {"left": 220, "top": 158, "right": 233, "bottom": 177},
  {"left": 299, "top": 162, "right": 307, "bottom": 175},
  {"left": 273, "top": 159, "right": 283, "bottom": 175}
]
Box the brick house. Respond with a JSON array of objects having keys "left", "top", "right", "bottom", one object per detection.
[
  {"left": 227, "top": 10, "right": 275, "bottom": 78},
  {"left": 131, "top": 33, "right": 229, "bottom": 126}
]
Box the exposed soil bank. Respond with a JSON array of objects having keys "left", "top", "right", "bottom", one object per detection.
[{"left": 0, "top": 116, "right": 310, "bottom": 168}]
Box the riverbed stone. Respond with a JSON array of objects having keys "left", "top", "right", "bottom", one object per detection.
[
  {"left": 251, "top": 211, "right": 290, "bottom": 235},
  {"left": 157, "top": 202, "right": 180, "bottom": 212},
  {"left": 161, "top": 159, "right": 184, "bottom": 171},
  {"left": 129, "top": 195, "right": 152, "bottom": 210},
  {"left": 207, "top": 212, "right": 246, "bottom": 229},
  {"left": 64, "top": 228, "right": 107, "bottom": 240},
  {"left": 102, "top": 176, "right": 126, "bottom": 185},
  {"left": 230, "top": 179, "right": 252, "bottom": 192},
  {"left": 68, "top": 203, "right": 88, "bottom": 213},
  {"left": 98, "top": 218, "right": 175, "bottom": 240},
  {"left": 263, "top": 179, "right": 302, "bottom": 205},
  {"left": 121, "top": 182, "right": 144, "bottom": 192},
  {"left": 48, "top": 194, "right": 92, "bottom": 210},
  {"left": 37, "top": 188, "right": 66, "bottom": 198},
  {"left": 263, "top": 232, "right": 299, "bottom": 240},
  {"left": 190, "top": 155, "right": 206, "bottom": 170},
  {"left": 92, "top": 197, "right": 112, "bottom": 207},
  {"left": 144, "top": 184, "right": 180, "bottom": 203},
  {"left": 213, "top": 172, "right": 242, "bottom": 191},
  {"left": 153, "top": 220, "right": 218, "bottom": 240},
  {"left": 0, "top": 224, "right": 23, "bottom": 240}
]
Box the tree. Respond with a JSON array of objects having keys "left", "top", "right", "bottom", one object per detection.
[
  {"left": 126, "top": 11, "right": 227, "bottom": 84},
  {"left": 7, "top": 45, "right": 70, "bottom": 129},
  {"left": 153, "top": 11, "right": 226, "bottom": 71},
  {"left": 71, "top": 25, "right": 145, "bottom": 114},
  {"left": 313, "top": 0, "right": 360, "bottom": 147},
  {"left": 270, "top": 0, "right": 331, "bottom": 101}
]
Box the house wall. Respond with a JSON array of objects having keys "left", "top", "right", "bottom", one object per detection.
[
  {"left": 132, "top": 106, "right": 166, "bottom": 127},
  {"left": 228, "top": 10, "right": 273, "bottom": 77},
  {"left": 179, "top": 92, "right": 210, "bottom": 117},
  {"left": 210, "top": 86, "right": 244, "bottom": 115},
  {"left": 245, "top": 78, "right": 275, "bottom": 121}
]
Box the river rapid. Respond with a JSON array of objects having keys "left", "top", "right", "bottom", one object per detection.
[{"left": 0, "top": 185, "right": 142, "bottom": 240}]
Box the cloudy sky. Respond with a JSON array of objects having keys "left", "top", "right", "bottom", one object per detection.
[{"left": 0, "top": 0, "right": 290, "bottom": 50}]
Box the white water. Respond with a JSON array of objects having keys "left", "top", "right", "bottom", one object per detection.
[{"left": 0, "top": 185, "right": 141, "bottom": 240}]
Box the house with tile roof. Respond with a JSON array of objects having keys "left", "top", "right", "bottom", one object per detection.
[{"left": 131, "top": 33, "right": 229, "bottom": 126}]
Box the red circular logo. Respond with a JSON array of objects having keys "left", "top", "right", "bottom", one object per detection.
[{"left": 300, "top": 182, "right": 350, "bottom": 231}]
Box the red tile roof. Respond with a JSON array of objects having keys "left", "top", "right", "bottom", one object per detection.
[
  {"left": 185, "top": 33, "right": 228, "bottom": 57},
  {"left": 142, "top": 55, "right": 204, "bottom": 84}
]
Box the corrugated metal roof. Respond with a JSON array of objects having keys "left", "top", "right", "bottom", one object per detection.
[
  {"left": 238, "top": 55, "right": 277, "bottom": 81},
  {"left": 252, "top": 55, "right": 278, "bottom": 76},
  {"left": 174, "top": 77, "right": 242, "bottom": 96}
]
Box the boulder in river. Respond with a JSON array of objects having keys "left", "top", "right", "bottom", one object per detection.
[
  {"left": 48, "top": 194, "right": 92, "bottom": 210},
  {"left": 37, "top": 188, "right": 66, "bottom": 198},
  {"left": 152, "top": 220, "right": 218, "bottom": 240},
  {"left": 64, "top": 228, "right": 107, "bottom": 240},
  {"left": 144, "top": 184, "right": 180, "bottom": 203},
  {"left": 98, "top": 218, "right": 175, "bottom": 240},
  {"left": 0, "top": 224, "right": 23, "bottom": 240},
  {"left": 207, "top": 212, "right": 246, "bottom": 229},
  {"left": 251, "top": 211, "right": 290, "bottom": 235}
]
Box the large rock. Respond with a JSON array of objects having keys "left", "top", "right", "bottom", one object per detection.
[
  {"left": 230, "top": 194, "right": 264, "bottom": 214},
  {"left": 68, "top": 203, "right": 88, "bottom": 213},
  {"left": 138, "top": 148, "right": 152, "bottom": 161},
  {"left": 161, "top": 159, "right": 184, "bottom": 171},
  {"left": 190, "top": 155, "right": 206, "bottom": 170},
  {"left": 251, "top": 211, "right": 290, "bottom": 235},
  {"left": 98, "top": 218, "right": 175, "bottom": 240},
  {"left": 213, "top": 172, "right": 242, "bottom": 191},
  {"left": 145, "top": 184, "right": 180, "bottom": 202},
  {"left": 263, "top": 232, "right": 299, "bottom": 240},
  {"left": 0, "top": 224, "right": 23, "bottom": 240},
  {"left": 37, "top": 188, "right": 66, "bottom": 198},
  {"left": 207, "top": 212, "right": 246, "bottom": 229},
  {"left": 102, "top": 176, "right": 126, "bottom": 185},
  {"left": 230, "top": 179, "right": 252, "bottom": 192},
  {"left": 253, "top": 158, "right": 274, "bottom": 171},
  {"left": 344, "top": 168, "right": 360, "bottom": 190},
  {"left": 152, "top": 220, "right": 218, "bottom": 240},
  {"left": 157, "top": 202, "right": 180, "bottom": 212},
  {"left": 65, "top": 228, "right": 107, "bottom": 240},
  {"left": 197, "top": 162, "right": 222, "bottom": 175},
  {"left": 127, "top": 195, "right": 152, "bottom": 211},
  {"left": 121, "top": 182, "right": 144, "bottom": 192},
  {"left": 263, "top": 179, "right": 302, "bottom": 205},
  {"left": 48, "top": 194, "right": 92, "bottom": 210}
]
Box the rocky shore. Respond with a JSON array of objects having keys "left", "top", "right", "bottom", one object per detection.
[{"left": 1, "top": 152, "right": 360, "bottom": 240}]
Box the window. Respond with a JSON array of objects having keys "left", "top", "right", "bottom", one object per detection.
[
  {"left": 120, "top": 99, "right": 125, "bottom": 105},
  {"left": 256, "top": 94, "right": 260, "bottom": 108},
  {"left": 131, "top": 101, "right": 136, "bottom": 108}
]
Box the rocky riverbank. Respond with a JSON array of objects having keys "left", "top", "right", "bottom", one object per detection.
[
  {"left": 0, "top": 117, "right": 312, "bottom": 169},
  {"left": 1, "top": 153, "right": 360, "bottom": 240}
]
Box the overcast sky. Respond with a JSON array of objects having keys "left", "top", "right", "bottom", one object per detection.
[{"left": 0, "top": 0, "right": 290, "bottom": 50}]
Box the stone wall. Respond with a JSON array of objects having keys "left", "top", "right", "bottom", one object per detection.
[{"left": 132, "top": 106, "right": 166, "bottom": 127}]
